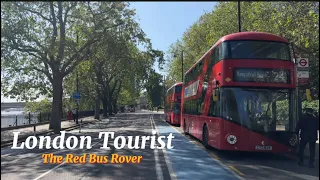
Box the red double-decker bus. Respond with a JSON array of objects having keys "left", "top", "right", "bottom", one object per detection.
[
  {"left": 165, "top": 82, "right": 183, "bottom": 126},
  {"left": 181, "top": 32, "right": 298, "bottom": 154}
]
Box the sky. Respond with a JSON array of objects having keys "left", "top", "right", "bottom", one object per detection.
[
  {"left": 1, "top": 2, "right": 216, "bottom": 103},
  {"left": 129, "top": 2, "right": 216, "bottom": 75}
]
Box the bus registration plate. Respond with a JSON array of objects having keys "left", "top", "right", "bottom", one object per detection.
[{"left": 255, "top": 146, "right": 272, "bottom": 150}]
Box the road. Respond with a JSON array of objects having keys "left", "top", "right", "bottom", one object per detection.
[
  {"left": 1, "top": 111, "right": 319, "bottom": 180},
  {"left": 165, "top": 118, "right": 319, "bottom": 180}
]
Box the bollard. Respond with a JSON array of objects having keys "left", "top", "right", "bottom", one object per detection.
[
  {"left": 16, "top": 116, "right": 18, "bottom": 126},
  {"left": 34, "top": 125, "right": 36, "bottom": 136},
  {"left": 79, "top": 121, "right": 81, "bottom": 133}
]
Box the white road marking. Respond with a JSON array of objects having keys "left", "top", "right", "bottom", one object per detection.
[
  {"left": 152, "top": 115, "right": 178, "bottom": 180},
  {"left": 150, "top": 115, "right": 164, "bottom": 180}
]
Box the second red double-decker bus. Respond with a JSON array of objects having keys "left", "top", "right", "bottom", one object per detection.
[
  {"left": 181, "top": 32, "right": 298, "bottom": 154},
  {"left": 165, "top": 82, "right": 183, "bottom": 126}
]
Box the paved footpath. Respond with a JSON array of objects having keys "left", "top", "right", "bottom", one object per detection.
[{"left": 1, "top": 116, "right": 98, "bottom": 143}]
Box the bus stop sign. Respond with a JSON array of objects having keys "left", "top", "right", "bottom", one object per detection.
[{"left": 296, "top": 58, "right": 309, "bottom": 86}]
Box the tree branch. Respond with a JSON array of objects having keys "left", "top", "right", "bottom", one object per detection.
[
  {"left": 56, "top": 1, "right": 66, "bottom": 64},
  {"left": 13, "top": 2, "right": 52, "bottom": 22},
  {"left": 34, "top": 67, "right": 53, "bottom": 84},
  {"left": 49, "top": 2, "right": 57, "bottom": 63},
  {"left": 64, "top": 2, "right": 77, "bottom": 26},
  {"left": 61, "top": 39, "right": 99, "bottom": 75}
]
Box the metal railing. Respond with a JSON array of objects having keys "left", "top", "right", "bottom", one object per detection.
[{"left": 1, "top": 110, "right": 103, "bottom": 128}]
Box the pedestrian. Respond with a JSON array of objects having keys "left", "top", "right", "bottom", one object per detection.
[
  {"left": 72, "top": 108, "right": 76, "bottom": 122},
  {"left": 296, "top": 108, "right": 319, "bottom": 168},
  {"left": 76, "top": 108, "right": 79, "bottom": 123},
  {"left": 67, "top": 110, "right": 72, "bottom": 122}
]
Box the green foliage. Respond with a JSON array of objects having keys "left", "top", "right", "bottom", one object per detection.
[
  {"left": 145, "top": 70, "right": 164, "bottom": 107},
  {"left": 25, "top": 99, "right": 52, "bottom": 113},
  {"left": 303, "top": 100, "right": 319, "bottom": 114}
]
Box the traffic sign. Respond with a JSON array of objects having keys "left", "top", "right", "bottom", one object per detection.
[
  {"left": 297, "top": 71, "right": 309, "bottom": 78},
  {"left": 73, "top": 92, "right": 81, "bottom": 99},
  {"left": 297, "top": 58, "right": 309, "bottom": 68},
  {"left": 296, "top": 58, "right": 309, "bottom": 86}
]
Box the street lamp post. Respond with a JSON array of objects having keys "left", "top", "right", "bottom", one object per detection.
[
  {"left": 76, "top": 70, "right": 79, "bottom": 124},
  {"left": 181, "top": 51, "right": 184, "bottom": 82},
  {"left": 238, "top": 0, "right": 241, "bottom": 32},
  {"left": 76, "top": 34, "right": 79, "bottom": 124}
]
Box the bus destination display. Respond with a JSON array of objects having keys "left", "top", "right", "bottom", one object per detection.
[{"left": 234, "top": 68, "right": 290, "bottom": 84}]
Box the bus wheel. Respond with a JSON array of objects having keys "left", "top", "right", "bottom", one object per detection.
[
  {"left": 202, "top": 125, "right": 209, "bottom": 149},
  {"left": 183, "top": 120, "right": 188, "bottom": 135}
]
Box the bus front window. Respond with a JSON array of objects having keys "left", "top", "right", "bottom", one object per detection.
[
  {"left": 175, "top": 85, "right": 182, "bottom": 93},
  {"left": 221, "top": 88, "right": 294, "bottom": 132},
  {"left": 173, "top": 103, "right": 181, "bottom": 114},
  {"left": 222, "top": 40, "right": 291, "bottom": 61}
]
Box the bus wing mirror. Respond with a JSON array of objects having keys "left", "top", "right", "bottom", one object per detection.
[
  {"left": 213, "top": 95, "right": 219, "bottom": 102},
  {"left": 212, "top": 89, "right": 220, "bottom": 102}
]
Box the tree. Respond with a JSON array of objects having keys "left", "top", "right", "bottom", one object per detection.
[
  {"left": 1, "top": 2, "right": 139, "bottom": 132},
  {"left": 25, "top": 98, "right": 52, "bottom": 113},
  {"left": 145, "top": 70, "right": 164, "bottom": 108}
]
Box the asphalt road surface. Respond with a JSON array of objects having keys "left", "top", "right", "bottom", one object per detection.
[{"left": 1, "top": 111, "right": 319, "bottom": 180}]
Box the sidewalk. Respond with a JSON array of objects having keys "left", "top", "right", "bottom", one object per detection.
[{"left": 1, "top": 116, "right": 98, "bottom": 144}]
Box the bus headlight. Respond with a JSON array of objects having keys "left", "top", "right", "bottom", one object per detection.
[{"left": 227, "top": 135, "right": 237, "bottom": 145}]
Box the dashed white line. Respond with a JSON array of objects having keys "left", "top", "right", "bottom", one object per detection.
[
  {"left": 151, "top": 115, "right": 177, "bottom": 180},
  {"left": 150, "top": 115, "right": 164, "bottom": 180}
]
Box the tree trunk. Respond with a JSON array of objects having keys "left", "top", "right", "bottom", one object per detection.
[
  {"left": 60, "top": 86, "right": 63, "bottom": 119},
  {"left": 102, "top": 98, "right": 109, "bottom": 117},
  {"left": 49, "top": 74, "right": 63, "bottom": 133},
  {"left": 94, "top": 95, "right": 100, "bottom": 119},
  {"left": 108, "top": 100, "right": 113, "bottom": 116},
  {"left": 112, "top": 100, "right": 117, "bottom": 114}
]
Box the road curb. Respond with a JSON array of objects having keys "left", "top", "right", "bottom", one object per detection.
[{"left": 1, "top": 120, "right": 98, "bottom": 148}]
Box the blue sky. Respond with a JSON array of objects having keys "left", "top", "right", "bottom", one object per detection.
[
  {"left": 130, "top": 2, "right": 216, "bottom": 75},
  {"left": 1, "top": 2, "right": 216, "bottom": 103}
]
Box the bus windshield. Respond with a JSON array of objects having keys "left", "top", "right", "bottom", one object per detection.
[
  {"left": 173, "top": 102, "right": 181, "bottom": 114},
  {"left": 221, "top": 88, "right": 295, "bottom": 132},
  {"left": 175, "top": 85, "right": 182, "bottom": 93},
  {"left": 222, "top": 40, "right": 291, "bottom": 61}
]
